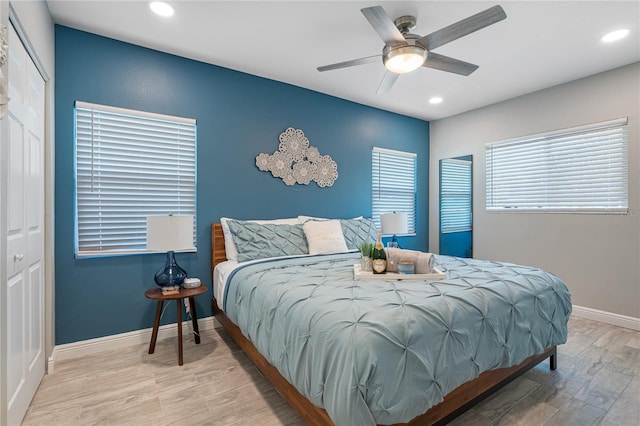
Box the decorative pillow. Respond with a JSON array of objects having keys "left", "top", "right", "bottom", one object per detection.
[
  {"left": 298, "top": 215, "right": 363, "bottom": 224},
  {"left": 303, "top": 220, "right": 348, "bottom": 255},
  {"left": 220, "top": 217, "right": 299, "bottom": 261},
  {"left": 339, "top": 217, "right": 377, "bottom": 250}
]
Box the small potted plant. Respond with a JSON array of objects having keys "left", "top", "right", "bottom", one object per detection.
[{"left": 358, "top": 242, "right": 374, "bottom": 272}]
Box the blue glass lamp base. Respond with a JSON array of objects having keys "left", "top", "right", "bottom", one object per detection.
[
  {"left": 387, "top": 234, "right": 400, "bottom": 248},
  {"left": 154, "top": 251, "right": 187, "bottom": 287},
  {"left": 386, "top": 235, "right": 401, "bottom": 249}
]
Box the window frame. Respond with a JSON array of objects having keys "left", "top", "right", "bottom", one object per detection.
[
  {"left": 440, "top": 157, "right": 473, "bottom": 234},
  {"left": 74, "top": 101, "right": 197, "bottom": 258},
  {"left": 485, "top": 118, "right": 628, "bottom": 214},
  {"left": 371, "top": 147, "right": 417, "bottom": 235}
]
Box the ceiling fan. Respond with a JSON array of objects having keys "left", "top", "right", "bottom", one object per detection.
[{"left": 317, "top": 5, "right": 507, "bottom": 94}]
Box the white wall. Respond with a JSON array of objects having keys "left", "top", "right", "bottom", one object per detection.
[
  {"left": 430, "top": 63, "right": 640, "bottom": 318},
  {"left": 9, "top": 1, "right": 53, "bottom": 73}
]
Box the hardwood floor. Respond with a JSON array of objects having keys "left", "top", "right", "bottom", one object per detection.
[{"left": 23, "top": 316, "right": 639, "bottom": 425}]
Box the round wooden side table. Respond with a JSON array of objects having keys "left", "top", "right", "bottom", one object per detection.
[{"left": 144, "top": 285, "right": 208, "bottom": 366}]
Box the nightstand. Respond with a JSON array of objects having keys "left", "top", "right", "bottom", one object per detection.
[{"left": 144, "top": 285, "right": 208, "bottom": 365}]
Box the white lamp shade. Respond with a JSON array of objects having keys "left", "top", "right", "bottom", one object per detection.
[
  {"left": 147, "top": 215, "right": 194, "bottom": 251},
  {"left": 380, "top": 212, "right": 408, "bottom": 236}
]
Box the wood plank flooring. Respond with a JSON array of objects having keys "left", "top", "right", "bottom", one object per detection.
[{"left": 23, "top": 316, "right": 639, "bottom": 425}]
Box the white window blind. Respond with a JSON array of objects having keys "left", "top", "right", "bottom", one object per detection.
[
  {"left": 75, "top": 101, "right": 197, "bottom": 257},
  {"left": 440, "top": 158, "right": 472, "bottom": 233},
  {"left": 372, "top": 147, "right": 417, "bottom": 234},
  {"left": 486, "top": 118, "right": 628, "bottom": 213}
]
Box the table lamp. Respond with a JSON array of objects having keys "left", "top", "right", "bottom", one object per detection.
[
  {"left": 380, "top": 212, "right": 408, "bottom": 248},
  {"left": 147, "top": 215, "right": 193, "bottom": 287}
]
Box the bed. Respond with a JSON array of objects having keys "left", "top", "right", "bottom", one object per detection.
[{"left": 211, "top": 219, "right": 571, "bottom": 425}]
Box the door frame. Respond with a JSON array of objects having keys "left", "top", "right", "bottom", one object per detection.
[
  {"left": 0, "top": 4, "right": 55, "bottom": 424},
  {"left": 0, "top": 1, "right": 7, "bottom": 419}
]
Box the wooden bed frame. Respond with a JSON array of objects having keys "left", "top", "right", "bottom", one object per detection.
[{"left": 210, "top": 223, "right": 557, "bottom": 426}]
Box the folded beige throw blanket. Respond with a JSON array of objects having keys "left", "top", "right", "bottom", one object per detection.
[{"left": 385, "top": 248, "right": 434, "bottom": 273}]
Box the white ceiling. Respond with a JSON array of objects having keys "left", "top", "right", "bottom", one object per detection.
[{"left": 46, "top": 1, "right": 640, "bottom": 121}]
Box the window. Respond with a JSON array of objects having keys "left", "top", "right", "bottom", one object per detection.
[
  {"left": 372, "top": 147, "right": 417, "bottom": 234},
  {"left": 486, "top": 118, "right": 628, "bottom": 213},
  {"left": 440, "top": 158, "right": 472, "bottom": 233},
  {"left": 75, "top": 101, "right": 196, "bottom": 257}
]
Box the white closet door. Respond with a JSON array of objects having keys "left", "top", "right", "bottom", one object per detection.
[{"left": 5, "top": 22, "right": 45, "bottom": 426}]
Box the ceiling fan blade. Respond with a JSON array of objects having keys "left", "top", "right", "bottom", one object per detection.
[
  {"left": 417, "top": 5, "right": 507, "bottom": 51},
  {"left": 423, "top": 52, "right": 479, "bottom": 76},
  {"left": 377, "top": 70, "right": 399, "bottom": 94},
  {"left": 317, "top": 55, "right": 380, "bottom": 72},
  {"left": 361, "top": 6, "right": 407, "bottom": 47}
]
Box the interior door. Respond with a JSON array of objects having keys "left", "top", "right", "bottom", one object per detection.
[
  {"left": 5, "top": 23, "right": 45, "bottom": 426},
  {"left": 439, "top": 156, "right": 473, "bottom": 258}
]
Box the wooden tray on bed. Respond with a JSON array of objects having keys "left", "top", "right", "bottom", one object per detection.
[
  {"left": 354, "top": 264, "right": 446, "bottom": 281},
  {"left": 210, "top": 223, "right": 557, "bottom": 425}
]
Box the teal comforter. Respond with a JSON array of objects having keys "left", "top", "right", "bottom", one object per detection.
[{"left": 223, "top": 252, "right": 571, "bottom": 425}]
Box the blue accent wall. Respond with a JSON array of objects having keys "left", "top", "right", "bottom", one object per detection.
[
  {"left": 55, "top": 25, "right": 430, "bottom": 344},
  {"left": 440, "top": 231, "right": 473, "bottom": 258}
]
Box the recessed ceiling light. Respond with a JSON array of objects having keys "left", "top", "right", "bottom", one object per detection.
[
  {"left": 601, "top": 29, "right": 629, "bottom": 43},
  {"left": 150, "top": 1, "right": 174, "bottom": 17},
  {"left": 429, "top": 97, "right": 443, "bottom": 104}
]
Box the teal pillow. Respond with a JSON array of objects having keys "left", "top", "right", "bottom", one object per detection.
[
  {"left": 340, "top": 218, "right": 377, "bottom": 250},
  {"left": 227, "top": 220, "right": 309, "bottom": 262}
]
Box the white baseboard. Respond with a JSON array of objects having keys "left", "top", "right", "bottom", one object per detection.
[
  {"left": 572, "top": 305, "right": 640, "bottom": 331},
  {"left": 48, "top": 316, "right": 221, "bottom": 373},
  {"left": 46, "top": 306, "right": 639, "bottom": 373}
]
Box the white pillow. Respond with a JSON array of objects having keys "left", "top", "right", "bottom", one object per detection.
[
  {"left": 220, "top": 217, "right": 299, "bottom": 261},
  {"left": 303, "top": 220, "right": 348, "bottom": 255},
  {"left": 298, "top": 215, "right": 363, "bottom": 223}
]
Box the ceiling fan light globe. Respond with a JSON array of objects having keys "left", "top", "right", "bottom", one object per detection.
[{"left": 383, "top": 45, "right": 426, "bottom": 74}]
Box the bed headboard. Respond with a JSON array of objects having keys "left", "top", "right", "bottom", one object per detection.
[{"left": 211, "top": 223, "right": 227, "bottom": 270}]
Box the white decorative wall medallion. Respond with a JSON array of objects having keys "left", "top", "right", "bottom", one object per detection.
[{"left": 256, "top": 127, "right": 338, "bottom": 187}]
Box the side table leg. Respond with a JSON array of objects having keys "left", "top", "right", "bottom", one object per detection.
[
  {"left": 177, "top": 299, "right": 183, "bottom": 366},
  {"left": 149, "top": 300, "right": 164, "bottom": 354},
  {"left": 188, "top": 297, "right": 201, "bottom": 344},
  {"left": 550, "top": 346, "right": 558, "bottom": 371}
]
